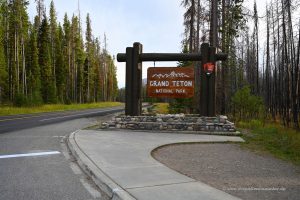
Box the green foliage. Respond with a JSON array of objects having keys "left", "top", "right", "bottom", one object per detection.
[
  {"left": 153, "top": 103, "right": 169, "bottom": 114},
  {"left": 39, "top": 15, "right": 56, "bottom": 103},
  {"left": 0, "top": 1, "right": 118, "bottom": 107},
  {"left": 0, "top": 1, "right": 7, "bottom": 103},
  {"left": 14, "top": 93, "right": 28, "bottom": 107},
  {"left": 239, "top": 121, "right": 300, "bottom": 165},
  {"left": 27, "top": 27, "right": 42, "bottom": 103},
  {"left": 169, "top": 98, "right": 193, "bottom": 114},
  {"left": 55, "top": 24, "right": 66, "bottom": 103},
  {"left": 0, "top": 32, "right": 7, "bottom": 103},
  {"left": 231, "top": 85, "right": 264, "bottom": 121},
  {"left": 169, "top": 44, "right": 193, "bottom": 114}
]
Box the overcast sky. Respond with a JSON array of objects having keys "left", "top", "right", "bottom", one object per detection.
[{"left": 27, "top": 0, "right": 283, "bottom": 88}]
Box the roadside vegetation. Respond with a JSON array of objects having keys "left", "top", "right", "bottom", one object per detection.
[
  {"left": 152, "top": 103, "right": 169, "bottom": 114},
  {"left": 231, "top": 87, "right": 300, "bottom": 166},
  {"left": 238, "top": 120, "right": 300, "bottom": 166},
  {"left": 0, "top": 1, "right": 118, "bottom": 107},
  {"left": 0, "top": 102, "right": 123, "bottom": 116}
]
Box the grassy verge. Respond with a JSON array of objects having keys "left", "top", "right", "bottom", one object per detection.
[
  {"left": 0, "top": 102, "right": 123, "bottom": 116},
  {"left": 238, "top": 120, "right": 300, "bottom": 166},
  {"left": 153, "top": 103, "right": 169, "bottom": 114}
]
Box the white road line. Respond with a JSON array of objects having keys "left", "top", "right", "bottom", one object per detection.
[
  {"left": 39, "top": 108, "right": 118, "bottom": 122},
  {"left": 0, "top": 151, "right": 61, "bottom": 159}
]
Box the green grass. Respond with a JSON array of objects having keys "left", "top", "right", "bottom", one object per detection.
[
  {"left": 0, "top": 102, "right": 123, "bottom": 116},
  {"left": 238, "top": 120, "right": 300, "bottom": 166},
  {"left": 153, "top": 103, "right": 169, "bottom": 114}
]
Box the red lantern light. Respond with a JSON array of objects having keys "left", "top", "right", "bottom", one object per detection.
[{"left": 203, "top": 62, "right": 215, "bottom": 75}]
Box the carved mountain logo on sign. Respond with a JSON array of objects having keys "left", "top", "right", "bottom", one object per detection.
[{"left": 152, "top": 71, "right": 190, "bottom": 79}]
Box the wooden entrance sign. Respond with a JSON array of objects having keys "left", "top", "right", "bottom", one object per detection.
[
  {"left": 117, "top": 42, "right": 227, "bottom": 116},
  {"left": 147, "top": 67, "right": 194, "bottom": 98}
]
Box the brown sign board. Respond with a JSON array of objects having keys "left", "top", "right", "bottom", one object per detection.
[{"left": 147, "top": 67, "right": 194, "bottom": 98}]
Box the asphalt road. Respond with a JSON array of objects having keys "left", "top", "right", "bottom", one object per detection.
[
  {"left": 0, "top": 106, "right": 124, "bottom": 133},
  {"left": 0, "top": 107, "right": 123, "bottom": 200}
]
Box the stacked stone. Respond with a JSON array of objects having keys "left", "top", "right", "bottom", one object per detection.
[{"left": 101, "top": 114, "right": 237, "bottom": 133}]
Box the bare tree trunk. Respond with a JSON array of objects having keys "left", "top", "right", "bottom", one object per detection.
[
  {"left": 271, "top": 2, "right": 277, "bottom": 119},
  {"left": 210, "top": 0, "right": 218, "bottom": 47},
  {"left": 189, "top": 0, "right": 195, "bottom": 53},
  {"left": 266, "top": 7, "right": 271, "bottom": 111},
  {"left": 220, "top": 0, "right": 226, "bottom": 114},
  {"left": 22, "top": 35, "right": 26, "bottom": 95}
]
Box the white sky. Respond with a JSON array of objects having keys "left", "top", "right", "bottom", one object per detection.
[{"left": 27, "top": 0, "right": 299, "bottom": 88}]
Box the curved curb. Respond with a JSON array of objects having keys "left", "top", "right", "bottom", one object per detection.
[{"left": 67, "top": 131, "right": 136, "bottom": 200}]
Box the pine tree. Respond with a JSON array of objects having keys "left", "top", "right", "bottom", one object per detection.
[
  {"left": 0, "top": 1, "right": 119, "bottom": 106},
  {"left": 253, "top": 1, "right": 259, "bottom": 94},
  {"left": 26, "top": 26, "right": 41, "bottom": 104},
  {"left": 7, "top": 0, "right": 30, "bottom": 101},
  {"left": 35, "top": 0, "right": 44, "bottom": 26},
  {"left": 62, "top": 13, "right": 71, "bottom": 102},
  {"left": 0, "top": 1, "right": 8, "bottom": 103},
  {"left": 85, "top": 13, "right": 92, "bottom": 102},
  {"left": 49, "top": 0, "right": 57, "bottom": 96},
  {"left": 55, "top": 24, "right": 66, "bottom": 103},
  {"left": 70, "top": 15, "right": 84, "bottom": 103},
  {"left": 39, "top": 15, "right": 56, "bottom": 103},
  {"left": 93, "top": 37, "right": 102, "bottom": 101},
  {"left": 181, "top": 0, "right": 196, "bottom": 53}
]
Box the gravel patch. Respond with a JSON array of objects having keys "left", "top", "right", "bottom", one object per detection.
[{"left": 152, "top": 143, "right": 300, "bottom": 200}]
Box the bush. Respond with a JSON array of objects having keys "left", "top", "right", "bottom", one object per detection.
[
  {"left": 231, "top": 86, "right": 265, "bottom": 121},
  {"left": 238, "top": 119, "right": 264, "bottom": 129},
  {"left": 14, "top": 93, "right": 28, "bottom": 107},
  {"left": 168, "top": 98, "right": 193, "bottom": 114}
]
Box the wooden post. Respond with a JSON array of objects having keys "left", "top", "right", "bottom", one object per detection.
[
  {"left": 125, "top": 43, "right": 142, "bottom": 116},
  {"left": 208, "top": 46, "right": 216, "bottom": 117},
  {"left": 200, "top": 43, "right": 209, "bottom": 116},
  {"left": 200, "top": 44, "right": 216, "bottom": 117},
  {"left": 125, "top": 47, "right": 133, "bottom": 115}
]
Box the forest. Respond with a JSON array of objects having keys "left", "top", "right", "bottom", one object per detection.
[
  {"left": 0, "top": 0, "right": 118, "bottom": 106},
  {"left": 180, "top": 0, "right": 300, "bottom": 128}
]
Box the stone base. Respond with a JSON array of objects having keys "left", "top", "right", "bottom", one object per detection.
[{"left": 101, "top": 114, "right": 240, "bottom": 135}]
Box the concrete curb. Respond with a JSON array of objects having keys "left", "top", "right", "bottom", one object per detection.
[{"left": 67, "top": 131, "right": 136, "bottom": 200}]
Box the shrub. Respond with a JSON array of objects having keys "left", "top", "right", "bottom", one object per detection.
[
  {"left": 231, "top": 86, "right": 265, "bottom": 121},
  {"left": 14, "top": 93, "right": 28, "bottom": 107}
]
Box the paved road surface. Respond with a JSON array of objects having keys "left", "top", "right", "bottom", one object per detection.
[
  {"left": 0, "top": 106, "right": 123, "bottom": 133},
  {"left": 0, "top": 107, "right": 123, "bottom": 200}
]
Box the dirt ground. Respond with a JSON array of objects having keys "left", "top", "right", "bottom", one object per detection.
[{"left": 152, "top": 143, "right": 300, "bottom": 200}]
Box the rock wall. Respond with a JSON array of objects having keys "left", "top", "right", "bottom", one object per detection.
[{"left": 101, "top": 114, "right": 239, "bottom": 135}]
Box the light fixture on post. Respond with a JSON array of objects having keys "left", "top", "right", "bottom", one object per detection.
[{"left": 203, "top": 62, "right": 215, "bottom": 75}]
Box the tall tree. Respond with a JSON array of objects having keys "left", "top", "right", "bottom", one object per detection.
[
  {"left": 253, "top": 1, "right": 259, "bottom": 94},
  {"left": 85, "top": 13, "right": 92, "bottom": 102},
  {"left": 7, "top": 0, "right": 30, "bottom": 99},
  {"left": 0, "top": 0, "right": 119, "bottom": 106},
  {"left": 219, "top": 0, "right": 245, "bottom": 114},
  {"left": 70, "top": 15, "right": 84, "bottom": 103},
  {"left": 62, "top": 13, "right": 71, "bottom": 102},
  {"left": 35, "top": 0, "right": 44, "bottom": 26},
  {"left": 39, "top": 15, "right": 56, "bottom": 103},
  {"left": 49, "top": 0, "right": 57, "bottom": 96},
  {"left": 55, "top": 24, "right": 66, "bottom": 103},
  {"left": 26, "top": 26, "right": 41, "bottom": 103},
  {"left": 182, "top": 0, "right": 196, "bottom": 53},
  {"left": 0, "top": 1, "right": 7, "bottom": 103}
]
